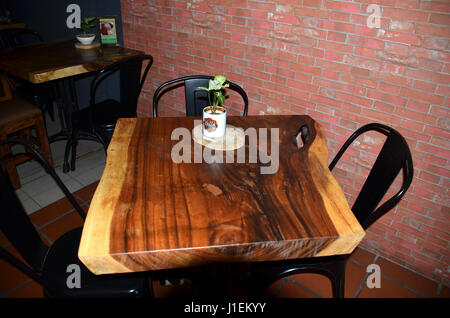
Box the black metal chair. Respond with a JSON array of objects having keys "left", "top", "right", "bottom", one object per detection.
[
  {"left": 249, "top": 123, "right": 414, "bottom": 298},
  {"left": 0, "top": 28, "right": 56, "bottom": 121},
  {"left": 70, "top": 54, "right": 153, "bottom": 171},
  {"left": 152, "top": 75, "right": 248, "bottom": 117},
  {"left": 0, "top": 28, "right": 43, "bottom": 49},
  {"left": 0, "top": 138, "right": 153, "bottom": 298}
]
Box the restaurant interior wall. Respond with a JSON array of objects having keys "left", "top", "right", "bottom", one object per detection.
[{"left": 120, "top": 0, "right": 450, "bottom": 287}]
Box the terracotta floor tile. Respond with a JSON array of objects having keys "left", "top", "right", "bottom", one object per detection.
[
  {"left": 39, "top": 211, "right": 84, "bottom": 243},
  {"left": 29, "top": 197, "right": 76, "bottom": 227},
  {"left": 274, "top": 279, "right": 317, "bottom": 298},
  {"left": 359, "top": 274, "right": 423, "bottom": 298},
  {"left": 4, "top": 180, "right": 447, "bottom": 299},
  {"left": 439, "top": 285, "right": 450, "bottom": 298},
  {"left": 289, "top": 273, "right": 332, "bottom": 298},
  {"left": 376, "top": 257, "right": 438, "bottom": 297},
  {"left": 0, "top": 245, "right": 32, "bottom": 294},
  {"left": 345, "top": 260, "right": 367, "bottom": 298},
  {"left": 265, "top": 278, "right": 285, "bottom": 297},
  {"left": 74, "top": 181, "right": 99, "bottom": 203},
  {"left": 8, "top": 280, "right": 44, "bottom": 298},
  {"left": 286, "top": 260, "right": 368, "bottom": 298},
  {"left": 350, "top": 247, "right": 377, "bottom": 266}
]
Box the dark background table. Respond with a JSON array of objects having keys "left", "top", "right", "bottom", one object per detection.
[{"left": 0, "top": 38, "right": 144, "bottom": 171}]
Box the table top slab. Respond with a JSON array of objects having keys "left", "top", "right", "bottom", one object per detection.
[
  {"left": 78, "top": 115, "right": 365, "bottom": 274},
  {"left": 0, "top": 38, "right": 143, "bottom": 83}
]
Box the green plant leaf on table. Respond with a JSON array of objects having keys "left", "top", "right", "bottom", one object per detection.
[
  {"left": 197, "top": 75, "right": 229, "bottom": 114},
  {"left": 80, "top": 17, "right": 96, "bottom": 34}
]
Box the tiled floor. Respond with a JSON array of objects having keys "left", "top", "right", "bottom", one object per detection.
[
  {"left": 13, "top": 112, "right": 105, "bottom": 215},
  {"left": 2, "top": 177, "right": 449, "bottom": 298},
  {"left": 1, "top": 115, "right": 449, "bottom": 298}
]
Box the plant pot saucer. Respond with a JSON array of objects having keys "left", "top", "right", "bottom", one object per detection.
[
  {"left": 74, "top": 42, "right": 100, "bottom": 50},
  {"left": 192, "top": 124, "right": 245, "bottom": 151}
]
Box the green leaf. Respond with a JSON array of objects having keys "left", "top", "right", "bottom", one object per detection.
[
  {"left": 214, "top": 75, "right": 226, "bottom": 85},
  {"left": 208, "top": 79, "right": 222, "bottom": 90},
  {"left": 215, "top": 91, "right": 225, "bottom": 105}
]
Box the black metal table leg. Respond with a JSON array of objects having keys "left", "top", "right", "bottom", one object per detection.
[{"left": 47, "top": 77, "right": 79, "bottom": 173}]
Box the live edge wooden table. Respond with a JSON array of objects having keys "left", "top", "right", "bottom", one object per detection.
[
  {"left": 0, "top": 38, "right": 144, "bottom": 171},
  {"left": 78, "top": 115, "right": 365, "bottom": 276}
]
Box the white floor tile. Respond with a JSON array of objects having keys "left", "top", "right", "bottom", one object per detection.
[
  {"left": 50, "top": 140, "right": 69, "bottom": 166},
  {"left": 14, "top": 112, "right": 106, "bottom": 209},
  {"left": 16, "top": 160, "right": 47, "bottom": 185},
  {"left": 31, "top": 178, "right": 84, "bottom": 207},
  {"left": 72, "top": 164, "right": 105, "bottom": 186},
  {"left": 68, "top": 150, "right": 106, "bottom": 177},
  {"left": 15, "top": 189, "right": 31, "bottom": 202},
  {"left": 19, "top": 170, "right": 74, "bottom": 198},
  {"left": 21, "top": 198, "right": 42, "bottom": 215}
]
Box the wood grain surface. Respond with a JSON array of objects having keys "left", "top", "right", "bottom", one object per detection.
[
  {"left": 0, "top": 38, "right": 143, "bottom": 83},
  {"left": 78, "top": 115, "right": 365, "bottom": 275}
]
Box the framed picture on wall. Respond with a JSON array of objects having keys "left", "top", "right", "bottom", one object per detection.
[{"left": 98, "top": 16, "right": 120, "bottom": 46}]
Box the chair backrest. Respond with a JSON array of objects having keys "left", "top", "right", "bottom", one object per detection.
[
  {"left": 328, "top": 123, "right": 414, "bottom": 229},
  {"left": 0, "top": 28, "right": 43, "bottom": 50},
  {"left": 153, "top": 75, "right": 249, "bottom": 117},
  {"left": 90, "top": 54, "right": 153, "bottom": 117},
  {"left": 0, "top": 139, "right": 86, "bottom": 274}
]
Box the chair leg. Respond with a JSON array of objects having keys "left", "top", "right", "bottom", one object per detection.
[
  {"left": 248, "top": 263, "right": 286, "bottom": 297},
  {"left": 34, "top": 115, "right": 54, "bottom": 169},
  {"left": 333, "top": 273, "right": 345, "bottom": 298},
  {"left": 249, "top": 257, "right": 348, "bottom": 298},
  {"left": 70, "top": 129, "right": 78, "bottom": 171},
  {"left": 0, "top": 132, "right": 21, "bottom": 189},
  {"left": 63, "top": 139, "right": 71, "bottom": 173},
  {"left": 45, "top": 100, "right": 56, "bottom": 122},
  {"left": 328, "top": 259, "right": 346, "bottom": 298},
  {"left": 20, "top": 128, "right": 33, "bottom": 156}
]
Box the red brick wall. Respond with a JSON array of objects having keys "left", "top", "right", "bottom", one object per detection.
[{"left": 120, "top": 0, "right": 449, "bottom": 286}]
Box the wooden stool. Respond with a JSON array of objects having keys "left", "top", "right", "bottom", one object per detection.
[{"left": 0, "top": 96, "right": 54, "bottom": 189}]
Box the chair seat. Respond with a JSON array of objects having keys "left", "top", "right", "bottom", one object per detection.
[
  {"left": 0, "top": 98, "right": 42, "bottom": 128},
  {"left": 42, "top": 227, "right": 149, "bottom": 298},
  {"left": 68, "top": 55, "right": 152, "bottom": 172},
  {"left": 15, "top": 81, "right": 54, "bottom": 104},
  {"left": 15, "top": 81, "right": 55, "bottom": 115},
  {"left": 74, "top": 99, "right": 133, "bottom": 129}
]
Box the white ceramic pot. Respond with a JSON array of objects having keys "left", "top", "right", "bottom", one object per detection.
[
  {"left": 202, "top": 106, "right": 227, "bottom": 138},
  {"left": 76, "top": 34, "right": 96, "bottom": 45}
]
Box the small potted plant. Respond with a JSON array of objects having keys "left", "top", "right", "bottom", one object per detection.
[
  {"left": 76, "top": 17, "right": 96, "bottom": 45},
  {"left": 198, "top": 75, "right": 229, "bottom": 138}
]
